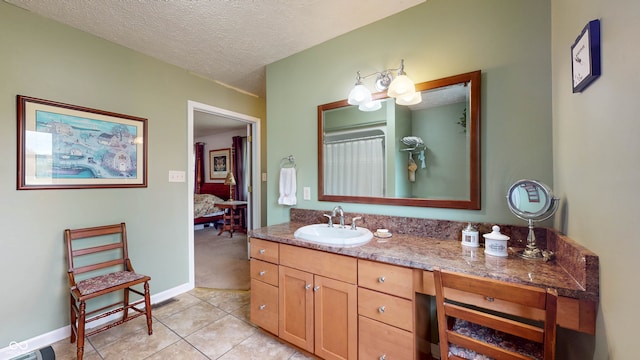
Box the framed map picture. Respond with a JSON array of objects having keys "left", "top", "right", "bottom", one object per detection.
[{"left": 17, "top": 95, "right": 147, "bottom": 189}]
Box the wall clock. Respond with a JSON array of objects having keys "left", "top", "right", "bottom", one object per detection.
[{"left": 571, "top": 19, "right": 601, "bottom": 93}]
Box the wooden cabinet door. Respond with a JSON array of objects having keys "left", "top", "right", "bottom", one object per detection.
[
  {"left": 279, "top": 266, "right": 314, "bottom": 352},
  {"left": 250, "top": 279, "right": 278, "bottom": 335},
  {"left": 314, "top": 275, "right": 357, "bottom": 360},
  {"left": 359, "top": 315, "right": 414, "bottom": 360}
]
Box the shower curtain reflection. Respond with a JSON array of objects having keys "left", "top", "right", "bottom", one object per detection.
[{"left": 323, "top": 138, "right": 384, "bottom": 197}]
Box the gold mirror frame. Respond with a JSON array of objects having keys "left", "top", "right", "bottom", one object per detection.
[{"left": 317, "top": 70, "right": 481, "bottom": 209}]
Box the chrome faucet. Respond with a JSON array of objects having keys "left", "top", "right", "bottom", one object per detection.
[{"left": 331, "top": 206, "right": 345, "bottom": 228}]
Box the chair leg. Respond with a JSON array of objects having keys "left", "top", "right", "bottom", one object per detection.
[
  {"left": 77, "top": 301, "right": 86, "bottom": 360},
  {"left": 69, "top": 294, "right": 77, "bottom": 343},
  {"left": 144, "top": 281, "right": 153, "bottom": 335},
  {"left": 123, "top": 287, "right": 130, "bottom": 321}
]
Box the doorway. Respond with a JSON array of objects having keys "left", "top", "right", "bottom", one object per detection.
[{"left": 187, "top": 100, "right": 261, "bottom": 288}]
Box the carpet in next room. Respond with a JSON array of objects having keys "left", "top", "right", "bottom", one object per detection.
[{"left": 194, "top": 226, "right": 250, "bottom": 290}]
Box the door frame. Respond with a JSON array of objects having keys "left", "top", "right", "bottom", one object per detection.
[{"left": 187, "top": 100, "right": 261, "bottom": 287}]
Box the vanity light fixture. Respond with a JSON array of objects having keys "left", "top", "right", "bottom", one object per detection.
[{"left": 347, "top": 59, "right": 420, "bottom": 111}]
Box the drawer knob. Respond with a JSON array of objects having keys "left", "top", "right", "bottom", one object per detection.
[
  {"left": 379, "top": 354, "right": 387, "bottom": 360},
  {"left": 305, "top": 284, "right": 312, "bottom": 290},
  {"left": 259, "top": 249, "right": 266, "bottom": 254},
  {"left": 378, "top": 276, "right": 386, "bottom": 283},
  {"left": 259, "top": 304, "right": 266, "bottom": 310},
  {"left": 259, "top": 271, "right": 266, "bottom": 276},
  {"left": 313, "top": 286, "right": 320, "bottom": 292},
  {"left": 378, "top": 306, "right": 386, "bottom": 313}
]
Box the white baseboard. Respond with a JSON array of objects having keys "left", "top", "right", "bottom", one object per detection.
[{"left": 0, "top": 282, "right": 193, "bottom": 360}]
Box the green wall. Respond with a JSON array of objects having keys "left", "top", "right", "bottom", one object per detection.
[
  {"left": 412, "top": 102, "right": 468, "bottom": 199},
  {"left": 552, "top": 0, "right": 640, "bottom": 358},
  {"left": 0, "top": 3, "right": 264, "bottom": 348},
  {"left": 266, "top": 0, "right": 553, "bottom": 225}
]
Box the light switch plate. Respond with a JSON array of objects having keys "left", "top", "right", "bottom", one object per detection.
[
  {"left": 168, "top": 170, "right": 186, "bottom": 182},
  {"left": 303, "top": 187, "right": 311, "bottom": 200}
]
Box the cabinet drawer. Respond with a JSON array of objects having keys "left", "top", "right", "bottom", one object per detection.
[
  {"left": 358, "top": 259, "right": 414, "bottom": 299},
  {"left": 358, "top": 287, "right": 413, "bottom": 332},
  {"left": 250, "top": 238, "right": 279, "bottom": 264},
  {"left": 359, "top": 315, "right": 414, "bottom": 360},
  {"left": 250, "top": 259, "right": 278, "bottom": 286},
  {"left": 250, "top": 279, "right": 278, "bottom": 335},
  {"left": 280, "top": 244, "right": 357, "bottom": 284}
]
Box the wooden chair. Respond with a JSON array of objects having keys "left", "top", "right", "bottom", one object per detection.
[
  {"left": 64, "top": 223, "right": 152, "bottom": 360},
  {"left": 433, "top": 267, "right": 557, "bottom": 360}
]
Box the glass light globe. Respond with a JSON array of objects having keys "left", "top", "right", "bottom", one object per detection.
[
  {"left": 358, "top": 100, "right": 382, "bottom": 112},
  {"left": 396, "top": 91, "right": 422, "bottom": 106},
  {"left": 387, "top": 75, "right": 416, "bottom": 98},
  {"left": 348, "top": 84, "right": 372, "bottom": 105}
]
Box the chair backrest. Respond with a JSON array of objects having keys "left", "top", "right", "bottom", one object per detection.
[
  {"left": 65, "top": 223, "right": 132, "bottom": 285},
  {"left": 433, "top": 267, "right": 558, "bottom": 360}
]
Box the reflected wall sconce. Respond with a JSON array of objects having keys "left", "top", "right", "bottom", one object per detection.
[{"left": 347, "top": 59, "right": 421, "bottom": 111}]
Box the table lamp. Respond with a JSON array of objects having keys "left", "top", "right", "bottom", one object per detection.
[{"left": 224, "top": 172, "right": 236, "bottom": 200}]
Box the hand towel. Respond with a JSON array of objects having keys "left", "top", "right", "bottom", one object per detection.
[{"left": 278, "top": 167, "right": 297, "bottom": 205}]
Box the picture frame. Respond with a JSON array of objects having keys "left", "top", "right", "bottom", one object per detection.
[
  {"left": 17, "top": 95, "right": 148, "bottom": 190},
  {"left": 209, "top": 148, "right": 231, "bottom": 180},
  {"left": 571, "top": 19, "right": 601, "bottom": 93}
]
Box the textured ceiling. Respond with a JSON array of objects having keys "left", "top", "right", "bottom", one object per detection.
[{"left": 6, "top": 0, "right": 425, "bottom": 99}]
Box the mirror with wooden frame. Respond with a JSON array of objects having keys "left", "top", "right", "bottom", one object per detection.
[{"left": 317, "top": 70, "right": 481, "bottom": 209}]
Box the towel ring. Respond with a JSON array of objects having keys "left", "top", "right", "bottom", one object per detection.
[{"left": 280, "top": 155, "right": 296, "bottom": 168}]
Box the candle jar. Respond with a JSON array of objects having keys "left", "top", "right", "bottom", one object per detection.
[
  {"left": 461, "top": 222, "right": 479, "bottom": 247},
  {"left": 483, "top": 225, "right": 510, "bottom": 257}
]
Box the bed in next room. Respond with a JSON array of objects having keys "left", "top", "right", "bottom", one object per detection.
[{"left": 194, "top": 183, "right": 228, "bottom": 228}]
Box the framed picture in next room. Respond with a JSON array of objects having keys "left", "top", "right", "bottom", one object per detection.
[{"left": 209, "top": 148, "right": 231, "bottom": 180}]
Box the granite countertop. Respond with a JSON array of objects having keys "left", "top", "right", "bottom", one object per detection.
[{"left": 249, "top": 221, "right": 598, "bottom": 302}]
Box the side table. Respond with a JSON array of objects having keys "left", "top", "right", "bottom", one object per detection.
[{"left": 216, "top": 201, "right": 248, "bottom": 237}]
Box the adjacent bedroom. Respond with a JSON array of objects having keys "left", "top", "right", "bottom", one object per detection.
[{"left": 193, "top": 112, "right": 251, "bottom": 291}]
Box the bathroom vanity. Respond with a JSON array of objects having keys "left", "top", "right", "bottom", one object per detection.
[{"left": 249, "top": 210, "right": 599, "bottom": 360}]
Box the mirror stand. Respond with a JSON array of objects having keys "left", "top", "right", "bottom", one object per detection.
[
  {"left": 506, "top": 179, "right": 559, "bottom": 261},
  {"left": 518, "top": 218, "right": 546, "bottom": 260}
]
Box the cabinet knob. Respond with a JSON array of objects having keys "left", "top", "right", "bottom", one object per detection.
[
  {"left": 259, "top": 304, "right": 266, "bottom": 310},
  {"left": 259, "top": 271, "right": 266, "bottom": 276},
  {"left": 379, "top": 354, "right": 387, "bottom": 360},
  {"left": 378, "top": 276, "right": 386, "bottom": 283},
  {"left": 313, "top": 286, "right": 320, "bottom": 292},
  {"left": 259, "top": 249, "right": 266, "bottom": 254},
  {"left": 378, "top": 306, "right": 386, "bottom": 313},
  {"left": 305, "top": 284, "right": 312, "bottom": 290}
]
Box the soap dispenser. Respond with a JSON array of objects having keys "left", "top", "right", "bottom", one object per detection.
[{"left": 461, "top": 222, "right": 479, "bottom": 247}]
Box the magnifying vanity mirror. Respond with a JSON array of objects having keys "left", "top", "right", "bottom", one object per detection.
[
  {"left": 317, "top": 70, "right": 481, "bottom": 209},
  {"left": 506, "top": 179, "right": 559, "bottom": 260}
]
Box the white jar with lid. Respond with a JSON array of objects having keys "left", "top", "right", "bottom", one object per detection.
[
  {"left": 461, "top": 222, "right": 479, "bottom": 247},
  {"left": 483, "top": 225, "right": 510, "bottom": 257}
]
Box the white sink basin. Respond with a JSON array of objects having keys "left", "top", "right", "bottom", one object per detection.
[{"left": 294, "top": 224, "right": 373, "bottom": 247}]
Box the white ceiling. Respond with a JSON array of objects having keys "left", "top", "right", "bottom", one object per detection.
[{"left": 6, "top": 0, "right": 425, "bottom": 99}]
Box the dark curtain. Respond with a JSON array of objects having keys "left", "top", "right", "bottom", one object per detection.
[
  {"left": 232, "top": 136, "right": 245, "bottom": 201},
  {"left": 194, "top": 142, "right": 205, "bottom": 194}
]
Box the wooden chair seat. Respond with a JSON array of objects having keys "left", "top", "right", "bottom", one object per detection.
[
  {"left": 75, "top": 270, "right": 148, "bottom": 296},
  {"left": 65, "top": 223, "right": 152, "bottom": 360},
  {"left": 449, "top": 319, "right": 544, "bottom": 360}
]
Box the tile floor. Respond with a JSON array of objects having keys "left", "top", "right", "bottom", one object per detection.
[{"left": 49, "top": 288, "right": 315, "bottom": 360}]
